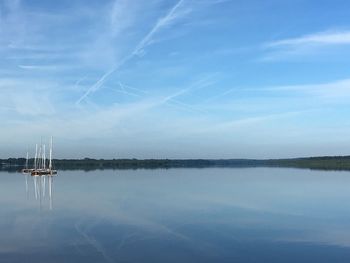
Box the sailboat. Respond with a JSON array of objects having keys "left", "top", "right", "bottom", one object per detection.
[
  {"left": 22, "top": 151, "right": 34, "bottom": 174},
  {"left": 31, "top": 137, "right": 57, "bottom": 176}
]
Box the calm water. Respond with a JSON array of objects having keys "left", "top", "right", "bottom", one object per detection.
[{"left": 2, "top": 168, "right": 350, "bottom": 262}]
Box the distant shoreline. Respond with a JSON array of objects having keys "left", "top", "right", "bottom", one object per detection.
[{"left": 2, "top": 156, "right": 350, "bottom": 172}]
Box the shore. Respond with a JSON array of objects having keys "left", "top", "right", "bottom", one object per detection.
[{"left": 2, "top": 156, "right": 350, "bottom": 171}]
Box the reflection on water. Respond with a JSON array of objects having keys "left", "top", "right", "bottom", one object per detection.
[
  {"left": 23, "top": 174, "right": 55, "bottom": 210},
  {"left": 2, "top": 168, "right": 350, "bottom": 262}
]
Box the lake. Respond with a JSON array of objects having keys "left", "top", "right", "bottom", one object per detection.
[{"left": 1, "top": 167, "right": 350, "bottom": 262}]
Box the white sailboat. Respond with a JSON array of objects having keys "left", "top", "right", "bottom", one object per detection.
[
  {"left": 30, "top": 137, "right": 57, "bottom": 176},
  {"left": 22, "top": 151, "right": 34, "bottom": 173}
]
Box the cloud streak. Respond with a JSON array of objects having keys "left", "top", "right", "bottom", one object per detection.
[
  {"left": 262, "top": 30, "right": 350, "bottom": 61},
  {"left": 264, "top": 78, "right": 350, "bottom": 100},
  {"left": 76, "top": 0, "right": 187, "bottom": 105},
  {"left": 267, "top": 30, "right": 350, "bottom": 48}
]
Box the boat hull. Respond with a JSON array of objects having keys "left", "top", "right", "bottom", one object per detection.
[
  {"left": 22, "top": 168, "right": 35, "bottom": 174},
  {"left": 31, "top": 169, "right": 57, "bottom": 176}
]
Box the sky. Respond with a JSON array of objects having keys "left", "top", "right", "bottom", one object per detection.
[{"left": 1, "top": 0, "right": 350, "bottom": 159}]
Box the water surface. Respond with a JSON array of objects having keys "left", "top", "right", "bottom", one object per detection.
[{"left": 1, "top": 168, "right": 350, "bottom": 262}]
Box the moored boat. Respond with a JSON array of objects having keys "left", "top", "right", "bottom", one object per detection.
[
  {"left": 22, "top": 152, "right": 34, "bottom": 174},
  {"left": 31, "top": 169, "right": 57, "bottom": 176},
  {"left": 21, "top": 137, "right": 58, "bottom": 176}
]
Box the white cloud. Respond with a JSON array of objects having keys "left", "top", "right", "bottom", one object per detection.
[
  {"left": 265, "top": 78, "right": 350, "bottom": 99},
  {"left": 110, "top": 0, "right": 142, "bottom": 37},
  {"left": 18, "top": 64, "right": 73, "bottom": 71},
  {"left": 262, "top": 30, "right": 350, "bottom": 61},
  {"left": 12, "top": 92, "right": 55, "bottom": 116},
  {"left": 267, "top": 30, "right": 350, "bottom": 48}
]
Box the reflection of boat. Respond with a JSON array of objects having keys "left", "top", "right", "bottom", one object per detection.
[
  {"left": 28, "top": 172, "right": 56, "bottom": 210},
  {"left": 22, "top": 137, "right": 58, "bottom": 176}
]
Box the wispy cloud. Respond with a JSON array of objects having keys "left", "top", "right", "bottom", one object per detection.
[
  {"left": 192, "top": 111, "right": 304, "bottom": 137},
  {"left": 265, "top": 78, "right": 350, "bottom": 100},
  {"left": 76, "top": 0, "right": 188, "bottom": 105},
  {"left": 267, "top": 30, "right": 350, "bottom": 48},
  {"left": 206, "top": 78, "right": 350, "bottom": 112},
  {"left": 110, "top": 0, "right": 142, "bottom": 37},
  {"left": 18, "top": 64, "right": 73, "bottom": 71},
  {"left": 12, "top": 92, "right": 55, "bottom": 116},
  {"left": 262, "top": 30, "right": 350, "bottom": 61}
]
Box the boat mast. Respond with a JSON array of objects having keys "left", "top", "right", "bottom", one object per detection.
[
  {"left": 34, "top": 144, "right": 38, "bottom": 170},
  {"left": 49, "top": 136, "right": 53, "bottom": 170},
  {"left": 25, "top": 151, "right": 29, "bottom": 170},
  {"left": 43, "top": 144, "right": 46, "bottom": 170},
  {"left": 37, "top": 145, "right": 42, "bottom": 170}
]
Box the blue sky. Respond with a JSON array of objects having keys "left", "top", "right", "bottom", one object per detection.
[{"left": 1, "top": 0, "right": 350, "bottom": 159}]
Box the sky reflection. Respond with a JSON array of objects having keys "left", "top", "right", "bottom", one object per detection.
[{"left": 1, "top": 168, "right": 350, "bottom": 262}]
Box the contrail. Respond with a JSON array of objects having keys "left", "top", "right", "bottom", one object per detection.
[
  {"left": 167, "top": 98, "right": 207, "bottom": 113},
  {"left": 76, "top": 0, "right": 186, "bottom": 105},
  {"left": 75, "top": 60, "right": 129, "bottom": 105},
  {"left": 203, "top": 87, "right": 235, "bottom": 103},
  {"left": 130, "top": 0, "right": 186, "bottom": 57},
  {"left": 161, "top": 74, "right": 217, "bottom": 104},
  {"left": 120, "top": 81, "right": 148, "bottom": 94}
]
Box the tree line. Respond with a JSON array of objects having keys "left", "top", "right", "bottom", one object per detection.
[{"left": 2, "top": 156, "right": 350, "bottom": 171}]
